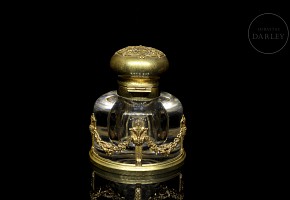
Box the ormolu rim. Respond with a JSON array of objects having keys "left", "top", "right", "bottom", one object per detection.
[
  {"left": 91, "top": 162, "right": 183, "bottom": 184},
  {"left": 89, "top": 149, "right": 186, "bottom": 177}
]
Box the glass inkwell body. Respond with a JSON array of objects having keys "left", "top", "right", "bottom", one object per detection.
[{"left": 89, "top": 45, "right": 187, "bottom": 175}]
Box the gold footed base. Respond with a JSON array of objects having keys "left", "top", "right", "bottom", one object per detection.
[{"left": 89, "top": 149, "right": 186, "bottom": 183}]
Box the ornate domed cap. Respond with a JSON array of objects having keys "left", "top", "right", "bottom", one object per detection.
[{"left": 110, "top": 45, "right": 169, "bottom": 77}]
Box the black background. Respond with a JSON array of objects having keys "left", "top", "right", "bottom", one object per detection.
[{"left": 8, "top": 2, "right": 289, "bottom": 199}]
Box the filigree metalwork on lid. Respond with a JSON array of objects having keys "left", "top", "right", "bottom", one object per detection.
[
  {"left": 116, "top": 45, "right": 166, "bottom": 59},
  {"left": 110, "top": 45, "right": 169, "bottom": 78}
]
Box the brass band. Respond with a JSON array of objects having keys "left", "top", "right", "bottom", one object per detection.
[{"left": 89, "top": 149, "right": 186, "bottom": 177}]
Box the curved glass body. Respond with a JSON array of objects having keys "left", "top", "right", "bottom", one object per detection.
[{"left": 93, "top": 90, "right": 183, "bottom": 163}]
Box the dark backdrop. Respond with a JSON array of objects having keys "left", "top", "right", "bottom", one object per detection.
[{"left": 14, "top": 2, "right": 288, "bottom": 199}]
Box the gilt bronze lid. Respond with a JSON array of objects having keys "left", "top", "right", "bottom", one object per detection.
[
  {"left": 110, "top": 45, "right": 169, "bottom": 99},
  {"left": 110, "top": 45, "right": 169, "bottom": 77}
]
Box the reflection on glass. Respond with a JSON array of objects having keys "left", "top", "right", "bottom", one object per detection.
[{"left": 90, "top": 164, "right": 184, "bottom": 200}]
